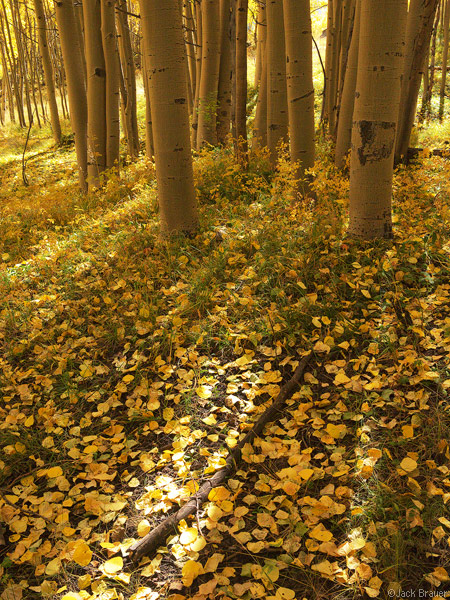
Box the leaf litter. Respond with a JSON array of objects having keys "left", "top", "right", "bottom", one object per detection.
[{"left": 1, "top": 140, "right": 450, "bottom": 599}]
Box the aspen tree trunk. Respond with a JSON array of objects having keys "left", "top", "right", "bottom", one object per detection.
[
  {"left": 216, "top": 0, "right": 232, "bottom": 144},
  {"left": 34, "top": 0, "right": 61, "bottom": 143},
  {"left": 0, "top": 3, "right": 25, "bottom": 126},
  {"left": 11, "top": 0, "right": 33, "bottom": 126},
  {"left": 141, "top": 36, "right": 154, "bottom": 158},
  {"left": 83, "top": 0, "right": 107, "bottom": 187},
  {"left": 0, "top": 39, "right": 14, "bottom": 123},
  {"left": 266, "top": 0, "right": 288, "bottom": 165},
  {"left": 101, "top": 0, "right": 120, "bottom": 170},
  {"left": 252, "top": 41, "right": 267, "bottom": 148},
  {"left": 183, "top": 0, "right": 197, "bottom": 111},
  {"left": 337, "top": 0, "right": 354, "bottom": 97},
  {"left": 420, "top": 3, "right": 440, "bottom": 120},
  {"left": 235, "top": 0, "right": 248, "bottom": 157},
  {"left": 439, "top": 0, "right": 450, "bottom": 119},
  {"left": 54, "top": 0, "right": 88, "bottom": 190},
  {"left": 116, "top": 0, "right": 139, "bottom": 158},
  {"left": 283, "top": 0, "right": 315, "bottom": 188},
  {"left": 328, "top": 0, "right": 342, "bottom": 135},
  {"left": 197, "top": 0, "right": 221, "bottom": 146},
  {"left": 348, "top": 0, "right": 407, "bottom": 240},
  {"left": 191, "top": 0, "right": 202, "bottom": 148},
  {"left": 395, "top": 0, "right": 440, "bottom": 163},
  {"left": 254, "top": 0, "right": 266, "bottom": 87},
  {"left": 322, "top": 0, "right": 334, "bottom": 124},
  {"left": 335, "top": 0, "right": 361, "bottom": 167},
  {"left": 140, "top": 0, "right": 199, "bottom": 234}
]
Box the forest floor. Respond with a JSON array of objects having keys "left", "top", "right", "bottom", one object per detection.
[{"left": 1, "top": 124, "right": 450, "bottom": 600}]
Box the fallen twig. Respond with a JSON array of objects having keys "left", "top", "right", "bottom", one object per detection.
[{"left": 127, "top": 351, "right": 312, "bottom": 562}]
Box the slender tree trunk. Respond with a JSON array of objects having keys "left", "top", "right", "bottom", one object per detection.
[
  {"left": 328, "top": 0, "right": 342, "bottom": 135},
  {"left": 54, "top": 0, "right": 88, "bottom": 190},
  {"left": 141, "top": 35, "right": 154, "bottom": 158},
  {"left": 252, "top": 41, "right": 267, "bottom": 149},
  {"left": 335, "top": 0, "right": 361, "bottom": 167},
  {"left": 266, "top": 0, "right": 288, "bottom": 165},
  {"left": 235, "top": 0, "right": 248, "bottom": 158},
  {"left": 139, "top": 0, "right": 199, "bottom": 234},
  {"left": 420, "top": 2, "right": 440, "bottom": 120},
  {"left": 439, "top": 0, "right": 450, "bottom": 119},
  {"left": 191, "top": 0, "right": 202, "bottom": 148},
  {"left": 116, "top": 0, "right": 139, "bottom": 158},
  {"left": 395, "top": 0, "right": 440, "bottom": 163},
  {"left": 283, "top": 0, "right": 315, "bottom": 188},
  {"left": 197, "top": 0, "right": 221, "bottom": 146},
  {"left": 34, "top": 0, "right": 61, "bottom": 143},
  {"left": 183, "top": 0, "right": 197, "bottom": 113},
  {"left": 322, "top": 0, "right": 334, "bottom": 124},
  {"left": 83, "top": 0, "right": 107, "bottom": 187},
  {"left": 101, "top": 0, "right": 120, "bottom": 170},
  {"left": 348, "top": 0, "right": 408, "bottom": 239},
  {"left": 216, "top": 0, "right": 232, "bottom": 144},
  {"left": 254, "top": 0, "right": 266, "bottom": 87}
]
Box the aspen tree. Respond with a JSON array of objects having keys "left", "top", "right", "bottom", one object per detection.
[
  {"left": 420, "top": 4, "right": 440, "bottom": 121},
  {"left": 101, "top": 0, "right": 120, "bottom": 170},
  {"left": 140, "top": 0, "right": 199, "bottom": 234},
  {"left": 116, "top": 0, "right": 140, "bottom": 158},
  {"left": 83, "top": 0, "right": 107, "bottom": 187},
  {"left": 266, "top": 0, "right": 288, "bottom": 165},
  {"left": 254, "top": 0, "right": 266, "bottom": 87},
  {"left": 348, "top": 0, "right": 407, "bottom": 239},
  {"left": 191, "top": 0, "right": 202, "bottom": 147},
  {"left": 197, "top": 0, "right": 221, "bottom": 147},
  {"left": 283, "top": 0, "right": 315, "bottom": 187},
  {"left": 54, "top": 0, "right": 88, "bottom": 190},
  {"left": 395, "top": 0, "right": 439, "bottom": 163},
  {"left": 439, "top": 0, "right": 450, "bottom": 119},
  {"left": 252, "top": 41, "right": 268, "bottom": 148},
  {"left": 335, "top": 0, "right": 361, "bottom": 167},
  {"left": 235, "top": 0, "right": 248, "bottom": 157},
  {"left": 216, "top": 0, "right": 232, "bottom": 144}
]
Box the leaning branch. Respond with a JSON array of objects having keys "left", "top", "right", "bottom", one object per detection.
[{"left": 127, "top": 352, "right": 312, "bottom": 563}]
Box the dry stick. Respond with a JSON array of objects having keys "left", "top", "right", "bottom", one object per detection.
[{"left": 128, "top": 351, "right": 312, "bottom": 563}]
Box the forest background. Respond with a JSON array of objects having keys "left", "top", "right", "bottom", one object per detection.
[{"left": 2, "top": 1, "right": 450, "bottom": 600}]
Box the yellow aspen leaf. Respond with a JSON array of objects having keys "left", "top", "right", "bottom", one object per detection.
[
  {"left": 47, "top": 466, "right": 63, "bottom": 478},
  {"left": 262, "top": 562, "right": 280, "bottom": 583},
  {"left": 246, "top": 541, "right": 266, "bottom": 553},
  {"left": 78, "top": 574, "right": 91, "bottom": 590},
  {"left": 103, "top": 556, "right": 123, "bottom": 575},
  {"left": 79, "top": 364, "right": 94, "bottom": 378},
  {"left": 298, "top": 468, "right": 314, "bottom": 480},
  {"left": 24, "top": 416, "right": 34, "bottom": 427},
  {"left": 309, "top": 526, "right": 333, "bottom": 542},
  {"left": 326, "top": 423, "right": 347, "bottom": 439},
  {"left": 163, "top": 408, "right": 174, "bottom": 421},
  {"left": 45, "top": 558, "right": 61, "bottom": 576},
  {"left": 234, "top": 506, "right": 249, "bottom": 518},
  {"left": 204, "top": 553, "right": 224, "bottom": 573},
  {"left": 72, "top": 541, "right": 92, "bottom": 567},
  {"left": 356, "top": 563, "right": 373, "bottom": 580},
  {"left": 179, "top": 528, "right": 198, "bottom": 545},
  {"left": 399, "top": 457, "right": 418, "bottom": 473},
  {"left": 220, "top": 500, "right": 234, "bottom": 512},
  {"left": 61, "top": 594, "right": 84, "bottom": 600},
  {"left": 196, "top": 385, "right": 212, "bottom": 399},
  {"left": 432, "top": 567, "right": 449, "bottom": 582},
  {"left": 257, "top": 513, "right": 275, "bottom": 528},
  {"left": 181, "top": 560, "right": 203, "bottom": 586},
  {"left": 402, "top": 425, "right": 414, "bottom": 439},
  {"left": 190, "top": 536, "right": 207, "bottom": 552},
  {"left": 438, "top": 517, "right": 450, "bottom": 528},
  {"left": 137, "top": 520, "right": 151, "bottom": 537},
  {"left": 282, "top": 481, "right": 300, "bottom": 495},
  {"left": 311, "top": 560, "right": 335, "bottom": 576},
  {"left": 334, "top": 371, "right": 350, "bottom": 385},
  {"left": 364, "top": 587, "right": 381, "bottom": 598},
  {"left": 207, "top": 505, "right": 223, "bottom": 521},
  {"left": 122, "top": 374, "right": 134, "bottom": 383},
  {"left": 208, "top": 486, "right": 230, "bottom": 501}
]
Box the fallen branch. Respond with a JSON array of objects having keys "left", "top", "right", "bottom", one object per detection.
[{"left": 127, "top": 351, "right": 312, "bottom": 563}]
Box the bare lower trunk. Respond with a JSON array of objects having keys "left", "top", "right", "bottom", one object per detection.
[
  {"left": 283, "top": 0, "right": 315, "bottom": 188},
  {"left": 348, "top": 0, "right": 407, "bottom": 239},
  {"left": 101, "top": 0, "right": 120, "bottom": 170},
  {"left": 54, "top": 0, "right": 87, "bottom": 190},
  {"left": 139, "top": 0, "right": 199, "bottom": 235}
]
